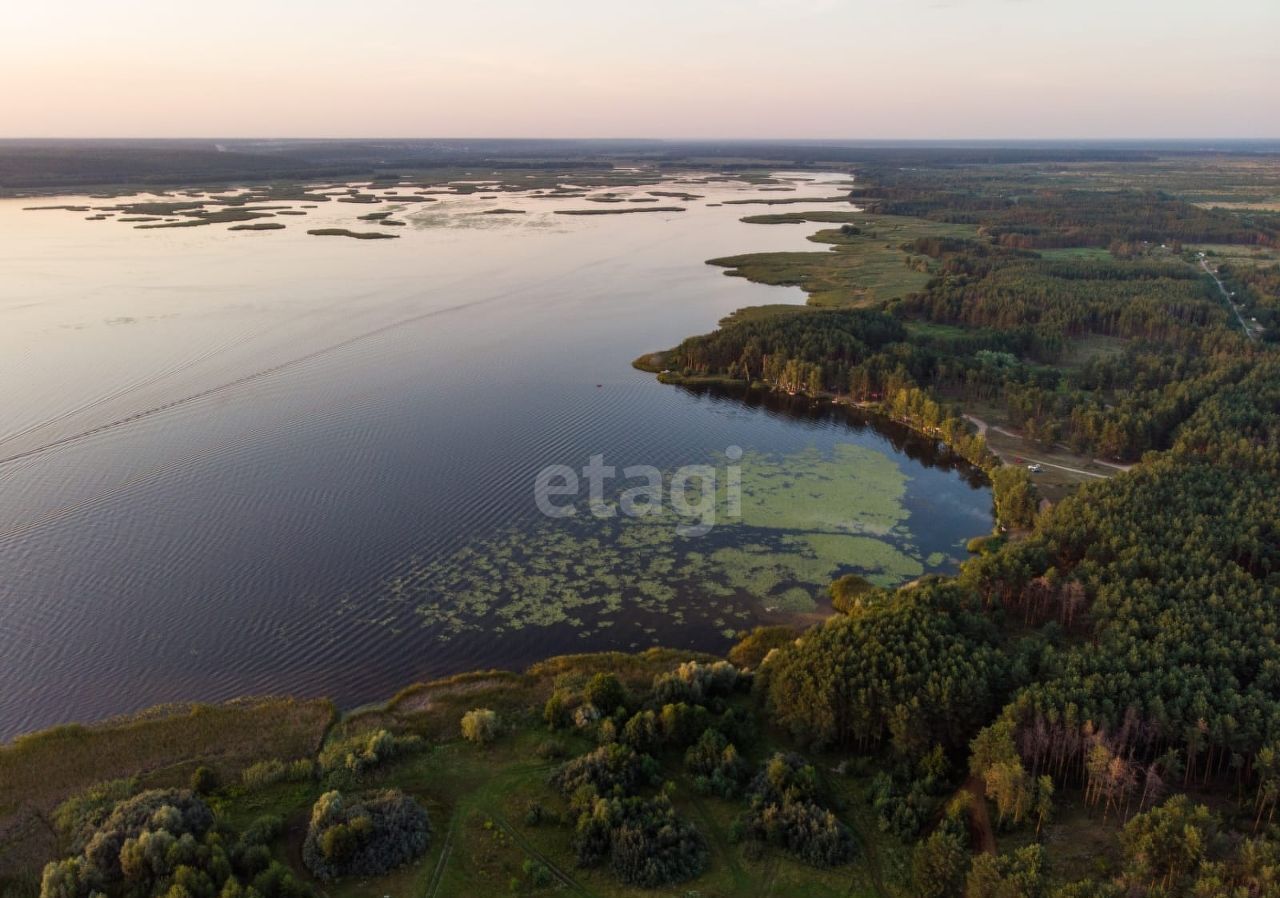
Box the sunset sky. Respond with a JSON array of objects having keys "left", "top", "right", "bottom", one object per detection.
[{"left": 4, "top": 0, "right": 1277, "bottom": 138}]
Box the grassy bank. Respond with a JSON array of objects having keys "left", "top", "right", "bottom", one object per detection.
[{"left": 0, "top": 648, "right": 912, "bottom": 898}]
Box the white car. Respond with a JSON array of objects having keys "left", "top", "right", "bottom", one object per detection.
[{"left": 1027, "top": 463, "right": 1042, "bottom": 473}]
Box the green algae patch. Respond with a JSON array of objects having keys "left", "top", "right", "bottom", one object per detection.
[
  {"left": 736, "top": 443, "right": 906, "bottom": 537},
  {"left": 395, "top": 443, "right": 923, "bottom": 641}
]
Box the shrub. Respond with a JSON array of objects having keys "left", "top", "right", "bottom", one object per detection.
[
  {"left": 596, "top": 718, "right": 618, "bottom": 745},
  {"left": 318, "top": 730, "right": 421, "bottom": 778},
  {"left": 728, "top": 626, "right": 797, "bottom": 669},
  {"left": 739, "top": 754, "right": 855, "bottom": 868},
  {"left": 658, "top": 702, "right": 711, "bottom": 747},
  {"left": 53, "top": 778, "right": 138, "bottom": 851},
  {"left": 583, "top": 673, "right": 627, "bottom": 715},
  {"left": 965, "top": 845, "right": 1046, "bottom": 898},
  {"left": 287, "top": 758, "right": 315, "bottom": 781},
  {"left": 829, "top": 574, "right": 875, "bottom": 613},
  {"left": 573, "top": 704, "right": 601, "bottom": 729},
  {"left": 190, "top": 767, "right": 218, "bottom": 795},
  {"left": 534, "top": 738, "right": 568, "bottom": 760},
  {"left": 571, "top": 795, "right": 708, "bottom": 887},
  {"left": 35, "top": 790, "right": 291, "bottom": 898},
  {"left": 713, "top": 706, "right": 754, "bottom": 748},
  {"left": 911, "top": 829, "right": 970, "bottom": 898},
  {"left": 524, "top": 801, "right": 555, "bottom": 826},
  {"left": 241, "top": 814, "right": 284, "bottom": 847},
  {"left": 684, "top": 729, "right": 750, "bottom": 798},
  {"left": 242, "top": 760, "right": 287, "bottom": 789},
  {"left": 651, "top": 661, "right": 740, "bottom": 706},
  {"left": 870, "top": 747, "right": 954, "bottom": 839},
  {"left": 550, "top": 745, "right": 656, "bottom": 798},
  {"left": 967, "top": 534, "right": 1005, "bottom": 555},
  {"left": 543, "top": 690, "right": 573, "bottom": 730},
  {"left": 620, "top": 711, "right": 661, "bottom": 754},
  {"left": 461, "top": 709, "right": 501, "bottom": 745},
  {"left": 302, "top": 789, "right": 430, "bottom": 881},
  {"left": 522, "top": 859, "right": 552, "bottom": 888}
]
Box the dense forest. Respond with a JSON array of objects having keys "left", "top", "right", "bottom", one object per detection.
[{"left": 646, "top": 156, "right": 1280, "bottom": 893}]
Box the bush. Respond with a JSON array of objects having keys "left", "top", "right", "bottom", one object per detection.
[
  {"left": 829, "top": 574, "right": 876, "bottom": 613},
  {"left": 190, "top": 766, "right": 218, "bottom": 795},
  {"left": 522, "top": 859, "right": 552, "bottom": 888},
  {"left": 288, "top": 758, "right": 315, "bottom": 781},
  {"left": 302, "top": 789, "right": 430, "bottom": 881},
  {"left": 524, "top": 801, "right": 555, "bottom": 826},
  {"left": 728, "top": 626, "right": 798, "bottom": 669},
  {"left": 571, "top": 795, "right": 708, "bottom": 888},
  {"left": 583, "top": 673, "right": 627, "bottom": 715},
  {"left": 620, "top": 711, "right": 660, "bottom": 754},
  {"left": 543, "top": 690, "right": 573, "bottom": 730},
  {"left": 739, "top": 754, "right": 856, "bottom": 868},
  {"left": 684, "top": 729, "right": 750, "bottom": 798},
  {"left": 573, "top": 704, "right": 601, "bottom": 729},
  {"left": 241, "top": 814, "right": 284, "bottom": 847},
  {"left": 242, "top": 759, "right": 286, "bottom": 789},
  {"left": 550, "top": 745, "right": 657, "bottom": 798},
  {"left": 870, "top": 749, "right": 953, "bottom": 839},
  {"left": 651, "top": 661, "right": 740, "bottom": 706},
  {"left": 911, "top": 829, "right": 970, "bottom": 898},
  {"left": 37, "top": 789, "right": 300, "bottom": 898},
  {"left": 461, "top": 709, "right": 501, "bottom": 745},
  {"left": 318, "top": 730, "right": 421, "bottom": 778},
  {"left": 658, "top": 702, "right": 711, "bottom": 747},
  {"left": 534, "top": 738, "right": 568, "bottom": 760},
  {"left": 967, "top": 534, "right": 1005, "bottom": 555},
  {"left": 53, "top": 779, "right": 138, "bottom": 851}
]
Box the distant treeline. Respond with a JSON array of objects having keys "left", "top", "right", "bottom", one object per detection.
[{"left": 3, "top": 138, "right": 1258, "bottom": 191}]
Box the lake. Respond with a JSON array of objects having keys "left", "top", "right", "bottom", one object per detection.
[{"left": 0, "top": 171, "right": 991, "bottom": 739}]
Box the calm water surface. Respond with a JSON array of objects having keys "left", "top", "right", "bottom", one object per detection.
[{"left": 0, "top": 172, "right": 990, "bottom": 738}]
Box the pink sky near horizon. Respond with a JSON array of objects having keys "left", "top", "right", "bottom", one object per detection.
[{"left": 2, "top": 0, "right": 1277, "bottom": 139}]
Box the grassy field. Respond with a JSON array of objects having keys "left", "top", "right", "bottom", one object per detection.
[
  {"left": 0, "top": 652, "right": 917, "bottom": 897},
  {"left": 1058, "top": 333, "right": 1129, "bottom": 370},
  {"left": 242, "top": 711, "right": 903, "bottom": 898},
  {"left": 1034, "top": 247, "right": 1115, "bottom": 262},
  {"left": 709, "top": 214, "right": 976, "bottom": 309},
  {"left": 0, "top": 698, "right": 333, "bottom": 881}
]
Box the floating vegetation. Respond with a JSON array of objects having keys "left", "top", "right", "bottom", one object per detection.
[
  {"left": 740, "top": 211, "right": 864, "bottom": 225},
  {"left": 306, "top": 228, "right": 399, "bottom": 240},
  {"left": 390, "top": 444, "right": 940, "bottom": 642},
  {"left": 554, "top": 206, "right": 686, "bottom": 216},
  {"left": 722, "top": 196, "right": 853, "bottom": 205}
]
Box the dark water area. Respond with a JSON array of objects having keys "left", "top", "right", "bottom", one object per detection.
[{"left": 0, "top": 172, "right": 991, "bottom": 739}]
